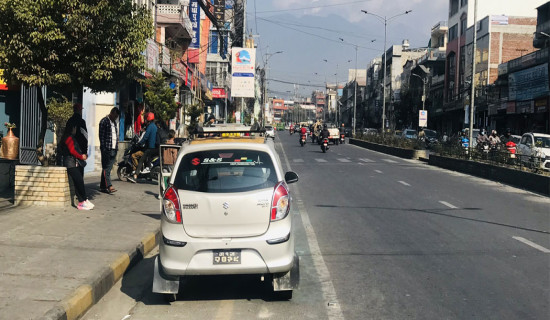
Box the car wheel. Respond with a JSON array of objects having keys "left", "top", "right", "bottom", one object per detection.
[
  {"left": 272, "top": 290, "right": 293, "bottom": 301},
  {"left": 117, "top": 166, "right": 128, "bottom": 182},
  {"left": 163, "top": 293, "right": 177, "bottom": 302}
]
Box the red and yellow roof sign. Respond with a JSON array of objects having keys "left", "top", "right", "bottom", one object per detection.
[{"left": 0, "top": 69, "right": 7, "bottom": 90}]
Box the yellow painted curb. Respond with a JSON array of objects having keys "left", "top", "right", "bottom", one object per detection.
[
  {"left": 141, "top": 232, "right": 157, "bottom": 254},
  {"left": 62, "top": 285, "right": 93, "bottom": 320},
  {"left": 110, "top": 253, "right": 131, "bottom": 283}
]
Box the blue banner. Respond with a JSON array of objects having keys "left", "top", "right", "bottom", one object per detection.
[{"left": 189, "top": 0, "right": 200, "bottom": 49}]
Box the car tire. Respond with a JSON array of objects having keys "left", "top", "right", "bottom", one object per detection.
[
  {"left": 163, "top": 293, "right": 177, "bottom": 302},
  {"left": 272, "top": 290, "right": 293, "bottom": 301}
]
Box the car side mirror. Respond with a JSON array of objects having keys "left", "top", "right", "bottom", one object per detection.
[{"left": 285, "top": 171, "right": 299, "bottom": 184}]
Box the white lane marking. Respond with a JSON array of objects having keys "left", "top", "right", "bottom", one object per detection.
[
  {"left": 277, "top": 139, "right": 344, "bottom": 320},
  {"left": 513, "top": 236, "right": 550, "bottom": 253},
  {"left": 374, "top": 170, "right": 383, "bottom": 174},
  {"left": 337, "top": 158, "right": 351, "bottom": 163},
  {"left": 439, "top": 201, "right": 458, "bottom": 209},
  {"left": 315, "top": 158, "right": 327, "bottom": 163},
  {"left": 383, "top": 159, "right": 398, "bottom": 163},
  {"left": 293, "top": 159, "right": 304, "bottom": 163},
  {"left": 398, "top": 181, "right": 411, "bottom": 186},
  {"left": 359, "top": 158, "right": 374, "bottom": 162}
]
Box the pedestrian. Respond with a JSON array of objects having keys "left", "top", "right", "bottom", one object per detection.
[
  {"left": 162, "top": 129, "right": 178, "bottom": 171},
  {"left": 64, "top": 103, "right": 88, "bottom": 174},
  {"left": 128, "top": 112, "right": 157, "bottom": 183},
  {"left": 99, "top": 107, "right": 120, "bottom": 193},
  {"left": 61, "top": 123, "right": 94, "bottom": 210}
]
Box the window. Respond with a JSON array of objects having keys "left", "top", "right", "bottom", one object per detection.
[
  {"left": 460, "top": 18, "right": 467, "bottom": 36},
  {"left": 461, "top": 0, "right": 468, "bottom": 7},
  {"left": 209, "top": 30, "right": 219, "bottom": 54},
  {"left": 174, "top": 150, "right": 277, "bottom": 193},
  {"left": 447, "top": 52, "right": 456, "bottom": 101},
  {"left": 450, "top": 0, "right": 459, "bottom": 16},
  {"left": 449, "top": 24, "right": 458, "bottom": 41}
]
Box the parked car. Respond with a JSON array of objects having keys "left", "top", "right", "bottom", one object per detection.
[
  {"left": 362, "top": 128, "right": 378, "bottom": 135},
  {"left": 401, "top": 129, "right": 417, "bottom": 139},
  {"left": 517, "top": 132, "right": 550, "bottom": 170},
  {"left": 153, "top": 124, "right": 300, "bottom": 301},
  {"left": 264, "top": 125, "right": 275, "bottom": 139}
]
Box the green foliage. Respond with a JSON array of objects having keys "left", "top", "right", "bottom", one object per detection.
[
  {"left": 142, "top": 71, "right": 178, "bottom": 122},
  {"left": 0, "top": 0, "right": 153, "bottom": 92},
  {"left": 243, "top": 113, "right": 251, "bottom": 125},
  {"left": 46, "top": 97, "right": 72, "bottom": 142}
]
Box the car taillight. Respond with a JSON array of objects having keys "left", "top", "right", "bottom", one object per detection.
[
  {"left": 271, "top": 182, "right": 290, "bottom": 221},
  {"left": 163, "top": 186, "right": 182, "bottom": 223}
]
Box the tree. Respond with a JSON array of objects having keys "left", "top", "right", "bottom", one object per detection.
[
  {"left": 0, "top": 0, "right": 153, "bottom": 163},
  {"left": 185, "top": 103, "right": 203, "bottom": 135},
  {"left": 142, "top": 71, "right": 178, "bottom": 123}
]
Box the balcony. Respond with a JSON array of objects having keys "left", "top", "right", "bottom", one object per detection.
[
  {"left": 431, "top": 21, "right": 448, "bottom": 35},
  {"left": 156, "top": 4, "right": 193, "bottom": 48}
]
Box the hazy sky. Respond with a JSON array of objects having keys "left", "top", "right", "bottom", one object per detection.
[{"left": 246, "top": 0, "right": 448, "bottom": 99}]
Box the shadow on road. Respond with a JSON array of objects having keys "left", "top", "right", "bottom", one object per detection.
[{"left": 315, "top": 204, "right": 549, "bottom": 234}]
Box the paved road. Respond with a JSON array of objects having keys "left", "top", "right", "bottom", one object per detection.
[{"left": 83, "top": 131, "right": 550, "bottom": 320}]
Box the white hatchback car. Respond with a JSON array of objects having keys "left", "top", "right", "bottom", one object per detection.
[
  {"left": 264, "top": 125, "right": 275, "bottom": 139},
  {"left": 517, "top": 132, "right": 550, "bottom": 171},
  {"left": 153, "top": 125, "right": 300, "bottom": 301}
]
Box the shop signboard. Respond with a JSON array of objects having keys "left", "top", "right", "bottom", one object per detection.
[
  {"left": 535, "top": 98, "right": 548, "bottom": 113},
  {"left": 189, "top": 0, "right": 200, "bottom": 49},
  {"left": 506, "top": 102, "right": 516, "bottom": 114},
  {"left": 509, "top": 63, "right": 549, "bottom": 101},
  {"left": 212, "top": 88, "right": 226, "bottom": 98},
  {"left": 516, "top": 100, "right": 534, "bottom": 114},
  {"left": 231, "top": 47, "right": 256, "bottom": 97},
  {"left": 419, "top": 110, "right": 428, "bottom": 128},
  {"left": 214, "top": 0, "right": 225, "bottom": 22}
]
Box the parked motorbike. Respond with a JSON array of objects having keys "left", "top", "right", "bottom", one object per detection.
[
  {"left": 321, "top": 138, "right": 329, "bottom": 153},
  {"left": 477, "top": 141, "right": 489, "bottom": 155},
  {"left": 117, "top": 135, "right": 161, "bottom": 182},
  {"left": 461, "top": 137, "right": 469, "bottom": 155},
  {"left": 339, "top": 133, "right": 345, "bottom": 144},
  {"left": 300, "top": 134, "right": 306, "bottom": 147}
]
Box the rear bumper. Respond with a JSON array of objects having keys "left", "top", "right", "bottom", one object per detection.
[{"left": 159, "top": 217, "right": 295, "bottom": 276}]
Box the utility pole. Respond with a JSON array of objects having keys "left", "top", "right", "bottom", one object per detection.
[
  {"left": 468, "top": 0, "right": 478, "bottom": 157},
  {"left": 353, "top": 45, "right": 358, "bottom": 136}
]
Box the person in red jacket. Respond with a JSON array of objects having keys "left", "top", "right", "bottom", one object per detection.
[{"left": 61, "top": 124, "right": 94, "bottom": 210}]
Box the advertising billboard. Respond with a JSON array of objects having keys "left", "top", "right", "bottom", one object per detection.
[
  {"left": 231, "top": 47, "right": 256, "bottom": 97},
  {"left": 189, "top": 0, "right": 201, "bottom": 49},
  {"left": 509, "top": 63, "right": 549, "bottom": 101}
]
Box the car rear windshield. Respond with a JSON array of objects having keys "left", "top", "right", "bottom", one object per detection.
[{"left": 173, "top": 149, "right": 278, "bottom": 193}]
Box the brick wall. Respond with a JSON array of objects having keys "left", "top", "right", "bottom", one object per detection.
[{"left": 14, "top": 165, "right": 73, "bottom": 207}]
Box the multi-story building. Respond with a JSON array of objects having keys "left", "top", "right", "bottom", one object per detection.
[
  {"left": 340, "top": 69, "right": 366, "bottom": 128},
  {"left": 311, "top": 91, "right": 326, "bottom": 121},
  {"left": 493, "top": 2, "right": 550, "bottom": 134},
  {"left": 364, "top": 58, "right": 382, "bottom": 129},
  {"left": 403, "top": 21, "right": 448, "bottom": 131},
  {"left": 444, "top": 0, "right": 546, "bottom": 134}
]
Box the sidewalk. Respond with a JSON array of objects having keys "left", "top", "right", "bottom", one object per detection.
[{"left": 0, "top": 174, "right": 162, "bottom": 320}]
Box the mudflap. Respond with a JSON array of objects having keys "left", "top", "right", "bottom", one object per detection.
[
  {"left": 152, "top": 256, "right": 180, "bottom": 294},
  {"left": 272, "top": 254, "right": 300, "bottom": 291}
]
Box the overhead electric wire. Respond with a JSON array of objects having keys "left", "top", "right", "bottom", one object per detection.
[
  {"left": 268, "top": 78, "right": 325, "bottom": 88},
  {"left": 255, "top": 0, "right": 370, "bottom": 14}
]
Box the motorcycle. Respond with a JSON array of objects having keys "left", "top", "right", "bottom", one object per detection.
[
  {"left": 505, "top": 141, "right": 517, "bottom": 163},
  {"left": 461, "top": 137, "right": 469, "bottom": 155},
  {"left": 117, "top": 135, "right": 161, "bottom": 182},
  {"left": 300, "top": 134, "right": 306, "bottom": 147},
  {"left": 321, "top": 137, "right": 329, "bottom": 153},
  {"left": 477, "top": 141, "right": 489, "bottom": 156},
  {"left": 339, "top": 133, "right": 345, "bottom": 144},
  {"left": 289, "top": 127, "right": 294, "bottom": 135}
]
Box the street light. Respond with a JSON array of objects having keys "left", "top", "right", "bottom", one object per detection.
[
  {"left": 362, "top": 9, "right": 412, "bottom": 134},
  {"left": 263, "top": 50, "right": 283, "bottom": 126},
  {"left": 411, "top": 73, "right": 427, "bottom": 111},
  {"left": 340, "top": 37, "right": 359, "bottom": 136}
]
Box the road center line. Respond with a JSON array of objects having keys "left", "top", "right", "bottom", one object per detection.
[
  {"left": 398, "top": 181, "right": 411, "bottom": 186},
  {"left": 439, "top": 201, "right": 458, "bottom": 209},
  {"left": 374, "top": 170, "right": 383, "bottom": 174},
  {"left": 315, "top": 158, "right": 327, "bottom": 163},
  {"left": 337, "top": 158, "right": 351, "bottom": 163},
  {"left": 513, "top": 236, "right": 550, "bottom": 253},
  {"left": 277, "top": 139, "right": 344, "bottom": 320}
]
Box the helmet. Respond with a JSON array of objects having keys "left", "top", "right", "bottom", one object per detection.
[
  {"left": 480, "top": 129, "right": 486, "bottom": 135},
  {"left": 341, "top": 123, "right": 345, "bottom": 127},
  {"left": 323, "top": 124, "right": 328, "bottom": 129},
  {"left": 146, "top": 112, "right": 155, "bottom": 121},
  {"left": 505, "top": 128, "right": 511, "bottom": 134},
  {"left": 491, "top": 130, "right": 497, "bottom": 135}
]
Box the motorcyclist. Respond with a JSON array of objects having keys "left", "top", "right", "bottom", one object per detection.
[
  {"left": 128, "top": 112, "right": 158, "bottom": 183},
  {"left": 501, "top": 128, "right": 513, "bottom": 145},
  {"left": 476, "top": 129, "right": 488, "bottom": 146},
  {"left": 340, "top": 123, "right": 345, "bottom": 135},
  {"left": 488, "top": 130, "right": 501, "bottom": 148},
  {"left": 321, "top": 124, "right": 330, "bottom": 140}
]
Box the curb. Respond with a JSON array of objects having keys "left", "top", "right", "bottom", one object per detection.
[{"left": 40, "top": 229, "right": 161, "bottom": 320}]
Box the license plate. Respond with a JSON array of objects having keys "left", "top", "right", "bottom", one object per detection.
[{"left": 213, "top": 250, "right": 241, "bottom": 264}]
